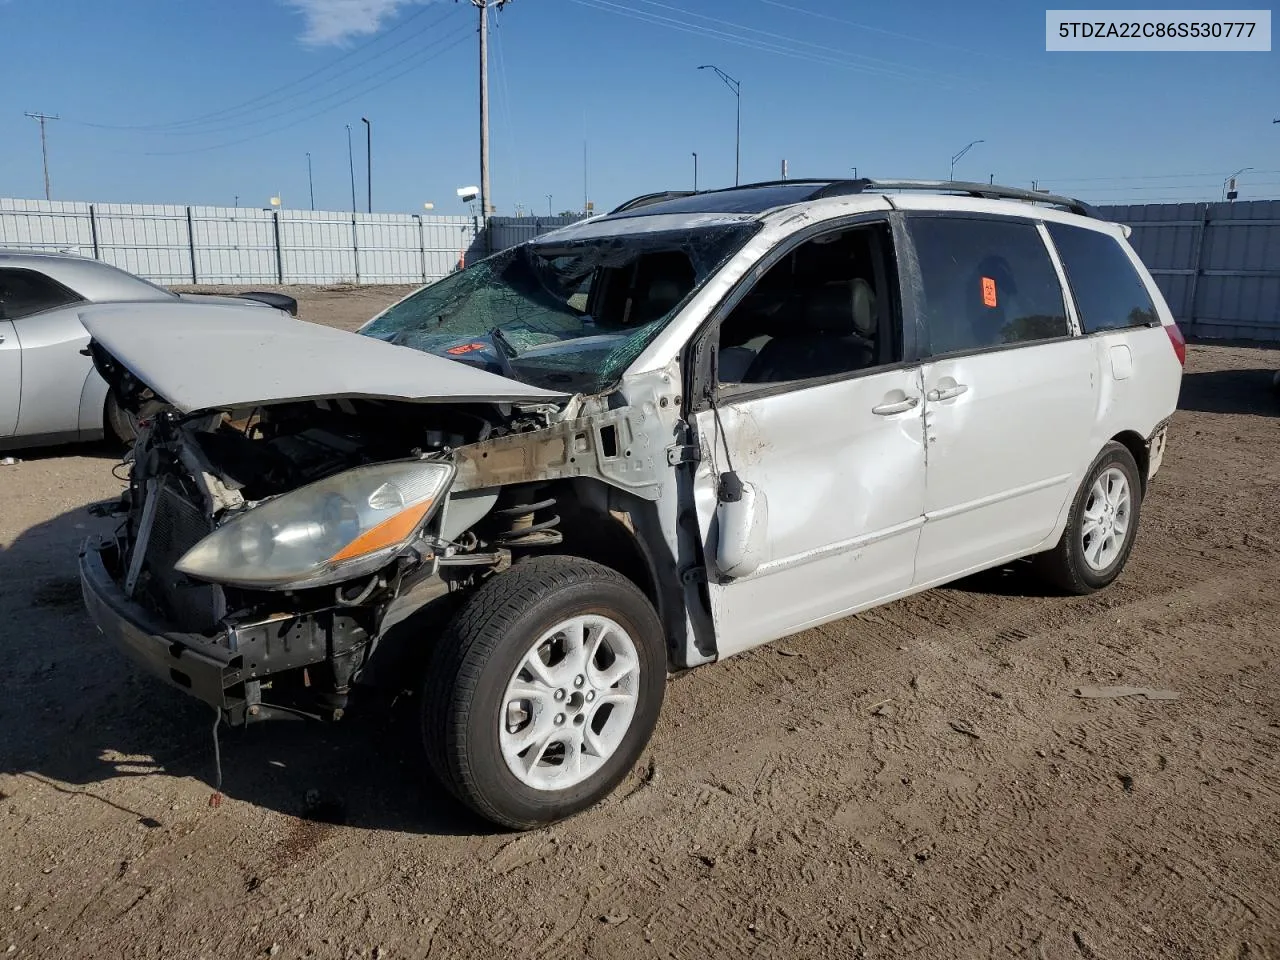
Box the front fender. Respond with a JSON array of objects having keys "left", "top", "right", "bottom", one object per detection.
[{"left": 77, "top": 367, "right": 110, "bottom": 439}]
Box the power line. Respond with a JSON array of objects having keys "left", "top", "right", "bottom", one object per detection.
[
  {"left": 142, "top": 27, "right": 472, "bottom": 155},
  {"left": 64, "top": 4, "right": 464, "bottom": 135},
  {"left": 492, "top": 13, "right": 524, "bottom": 213},
  {"left": 754, "top": 0, "right": 1044, "bottom": 67},
  {"left": 1037, "top": 170, "right": 1280, "bottom": 183},
  {"left": 627, "top": 0, "right": 972, "bottom": 85},
  {"left": 566, "top": 0, "right": 970, "bottom": 85}
]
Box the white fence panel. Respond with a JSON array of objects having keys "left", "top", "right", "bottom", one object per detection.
[
  {"left": 0, "top": 200, "right": 584, "bottom": 287},
  {"left": 190, "top": 206, "right": 277, "bottom": 284},
  {"left": 488, "top": 216, "right": 581, "bottom": 252},
  {"left": 355, "top": 213, "right": 424, "bottom": 283},
  {"left": 0, "top": 198, "right": 95, "bottom": 257},
  {"left": 281, "top": 211, "right": 358, "bottom": 284},
  {"left": 93, "top": 202, "right": 190, "bottom": 283}
]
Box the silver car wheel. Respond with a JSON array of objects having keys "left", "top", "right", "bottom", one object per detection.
[
  {"left": 1080, "top": 466, "right": 1132, "bottom": 572},
  {"left": 499, "top": 614, "right": 641, "bottom": 792}
]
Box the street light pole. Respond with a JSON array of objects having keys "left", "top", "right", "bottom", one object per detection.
[
  {"left": 361, "top": 117, "right": 372, "bottom": 212},
  {"left": 692, "top": 152, "right": 698, "bottom": 191},
  {"left": 698, "top": 65, "right": 741, "bottom": 186},
  {"left": 546, "top": 194, "right": 553, "bottom": 216},
  {"left": 345, "top": 124, "right": 356, "bottom": 214},
  {"left": 306, "top": 152, "right": 315, "bottom": 210},
  {"left": 949, "top": 139, "right": 985, "bottom": 181}
]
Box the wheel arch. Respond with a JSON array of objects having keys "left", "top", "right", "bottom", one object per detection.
[
  {"left": 1108, "top": 429, "right": 1149, "bottom": 495},
  {"left": 527, "top": 477, "right": 695, "bottom": 671}
]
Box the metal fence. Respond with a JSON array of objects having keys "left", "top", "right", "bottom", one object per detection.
[
  {"left": 1099, "top": 200, "right": 1280, "bottom": 341},
  {"left": 0, "top": 198, "right": 582, "bottom": 286},
  {"left": 4, "top": 196, "right": 1276, "bottom": 341}
]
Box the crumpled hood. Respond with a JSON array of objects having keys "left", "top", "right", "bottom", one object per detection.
[{"left": 81, "top": 302, "right": 567, "bottom": 414}]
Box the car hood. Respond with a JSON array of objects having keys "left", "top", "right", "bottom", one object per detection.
[{"left": 81, "top": 303, "right": 567, "bottom": 414}]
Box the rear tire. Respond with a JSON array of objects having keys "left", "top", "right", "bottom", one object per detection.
[
  {"left": 104, "top": 394, "right": 136, "bottom": 446},
  {"left": 422, "top": 555, "right": 666, "bottom": 830},
  {"left": 1033, "top": 441, "right": 1143, "bottom": 595}
]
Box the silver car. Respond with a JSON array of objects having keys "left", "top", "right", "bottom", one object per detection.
[{"left": 0, "top": 250, "right": 295, "bottom": 449}]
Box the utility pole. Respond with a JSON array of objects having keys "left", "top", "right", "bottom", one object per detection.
[
  {"left": 472, "top": 0, "right": 514, "bottom": 226},
  {"left": 24, "top": 112, "right": 59, "bottom": 201},
  {"left": 346, "top": 124, "right": 357, "bottom": 214},
  {"left": 693, "top": 152, "right": 699, "bottom": 191},
  {"left": 361, "top": 118, "right": 372, "bottom": 212},
  {"left": 306, "top": 152, "right": 315, "bottom": 210}
]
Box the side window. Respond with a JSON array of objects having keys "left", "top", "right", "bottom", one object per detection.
[
  {"left": 717, "top": 222, "right": 898, "bottom": 386},
  {"left": 1045, "top": 222, "right": 1159, "bottom": 333},
  {"left": 908, "top": 217, "right": 1070, "bottom": 355},
  {"left": 0, "top": 268, "right": 83, "bottom": 321}
]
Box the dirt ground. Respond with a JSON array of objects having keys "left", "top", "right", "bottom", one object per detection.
[{"left": 1, "top": 289, "right": 1277, "bottom": 959}]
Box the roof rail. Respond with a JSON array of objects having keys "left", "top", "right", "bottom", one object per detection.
[
  {"left": 607, "top": 178, "right": 1097, "bottom": 219},
  {"left": 817, "top": 178, "right": 1098, "bottom": 218},
  {"left": 607, "top": 191, "right": 697, "bottom": 214}
]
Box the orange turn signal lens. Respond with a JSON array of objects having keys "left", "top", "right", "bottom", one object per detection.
[{"left": 327, "top": 499, "right": 434, "bottom": 564}]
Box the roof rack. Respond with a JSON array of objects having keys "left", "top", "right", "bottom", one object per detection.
[
  {"left": 607, "top": 190, "right": 697, "bottom": 214},
  {"left": 607, "top": 178, "right": 1097, "bottom": 219},
  {"left": 818, "top": 178, "right": 1098, "bottom": 218}
]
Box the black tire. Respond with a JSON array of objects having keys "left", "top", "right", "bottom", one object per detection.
[
  {"left": 1033, "top": 441, "right": 1143, "bottom": 595},
  {"left": 422, "top": 555, "right": 666, "bottom": 830},
  {"left": 104, "top": 393, "right": 136, "bottom": 446}
]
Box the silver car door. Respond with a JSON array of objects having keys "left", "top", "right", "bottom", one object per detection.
[{"left": 0, "top": 320, "right": 19, "bottom": 436}]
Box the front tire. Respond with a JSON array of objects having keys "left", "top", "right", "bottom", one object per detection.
[
  {"left": 422, "top": 556, "right": 666, "bottom": 830},
  {"left": 1034, "top": 441, "right": 1143, "bottom": 595}
]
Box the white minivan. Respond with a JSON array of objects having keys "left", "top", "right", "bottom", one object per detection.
[{"left": 81, "top": 179, "right": 1185, "bottom": 828}]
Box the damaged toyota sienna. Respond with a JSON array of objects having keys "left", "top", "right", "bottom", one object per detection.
[{"left": 79, "top": 179, "right": 1185, "bottom": 829}]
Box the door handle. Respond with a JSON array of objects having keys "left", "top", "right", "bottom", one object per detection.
[
  {"left": 872, "top": 396, "right": 920, "bottom": 416},
  {"left": 926, "top": 384, "right": 969, "bottom": 402}
]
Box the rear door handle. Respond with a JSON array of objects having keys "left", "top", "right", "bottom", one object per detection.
[
  {"left": 926, "top": 384, "right": 969, "bottom": 402},
  {"left": 872, "top": 396, "right": 920, "bottom": 416}
]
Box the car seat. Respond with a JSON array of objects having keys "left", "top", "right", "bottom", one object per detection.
[{"left": 743, "top": 278, "right": 878, "bottom": 383}]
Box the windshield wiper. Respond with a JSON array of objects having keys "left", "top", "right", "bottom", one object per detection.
[{"left": 488, "top": 326, "right": 522, "bottom": 380}]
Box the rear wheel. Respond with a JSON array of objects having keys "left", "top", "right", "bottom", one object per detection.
[
  {"left": 104, "top": 394, "right": 137, "bottom": 446},
  {"left": 1033, "top": 441, "right": 1142, "bottom": 595},
  {"left": 422, "top": 555, "right": 666, "bottom": 830}
]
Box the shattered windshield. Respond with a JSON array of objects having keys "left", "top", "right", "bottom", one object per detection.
[{"left": 359, "top": 222, "right": 759, "bottom": 393}]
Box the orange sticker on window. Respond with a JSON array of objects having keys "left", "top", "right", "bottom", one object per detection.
[
  {"left": 446, "top": 342, "right": 488, "bottom": 355},
  {"left": 981, "top": 276, "right": 998, "bottom": 308}
]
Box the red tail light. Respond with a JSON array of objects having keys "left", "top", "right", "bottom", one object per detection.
[{"left": 1164, "top": 322, "right": 1186, "bottom": 367}]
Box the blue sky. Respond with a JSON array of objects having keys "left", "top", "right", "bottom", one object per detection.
[{"left": 1, "top": 0, "right": 1276, "bottom": 213}]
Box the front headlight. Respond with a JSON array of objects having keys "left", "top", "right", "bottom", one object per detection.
[{"left": 175, "top": 460, "right": 454, "bottom": 589}]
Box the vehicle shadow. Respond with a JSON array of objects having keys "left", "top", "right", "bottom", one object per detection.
[
  {"left": 940, "top": 559, "right": 1050, "bottom": 598},
  {"left": 0, "top": 437, "right": 126, "bottom": 463},
  {"left": 1178, "top": 367, "right": 1279, "bottom": 416},
  {"left": 0, "top": 502, "right": 498, "bottom": 839}
]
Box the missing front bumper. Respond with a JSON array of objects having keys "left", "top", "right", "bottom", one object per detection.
[
  {"left": 80, "top": 539, "right": 375, "bottom": 725},
  {"left": 80, "top": 538, "right": 242, "bottom": 714}
]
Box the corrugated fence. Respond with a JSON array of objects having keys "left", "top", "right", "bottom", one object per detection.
[
  {"left": 3, "top": 197, "right": 1276, "bottom": 341},
  {"left": 0, "top": 198, "right": 581, "bottom": 286},
  {"left": 1099, "top": 200, "right": 1278, "bottom": 341}
]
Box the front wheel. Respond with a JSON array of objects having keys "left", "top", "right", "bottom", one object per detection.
[
  {"left": 1033, "top": 441, "right": 1143, "bottom": 595},
  {"left": 422, "top": 555, "right": 666, "bottom": 830}
]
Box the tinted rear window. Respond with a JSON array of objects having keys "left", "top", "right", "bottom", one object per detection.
[
  {"left": 1045, "top": 223, "right": 1158, "bottom": 333},
  {"left": 908, "top": 217, "right": 1070, "bottom": 355}
]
